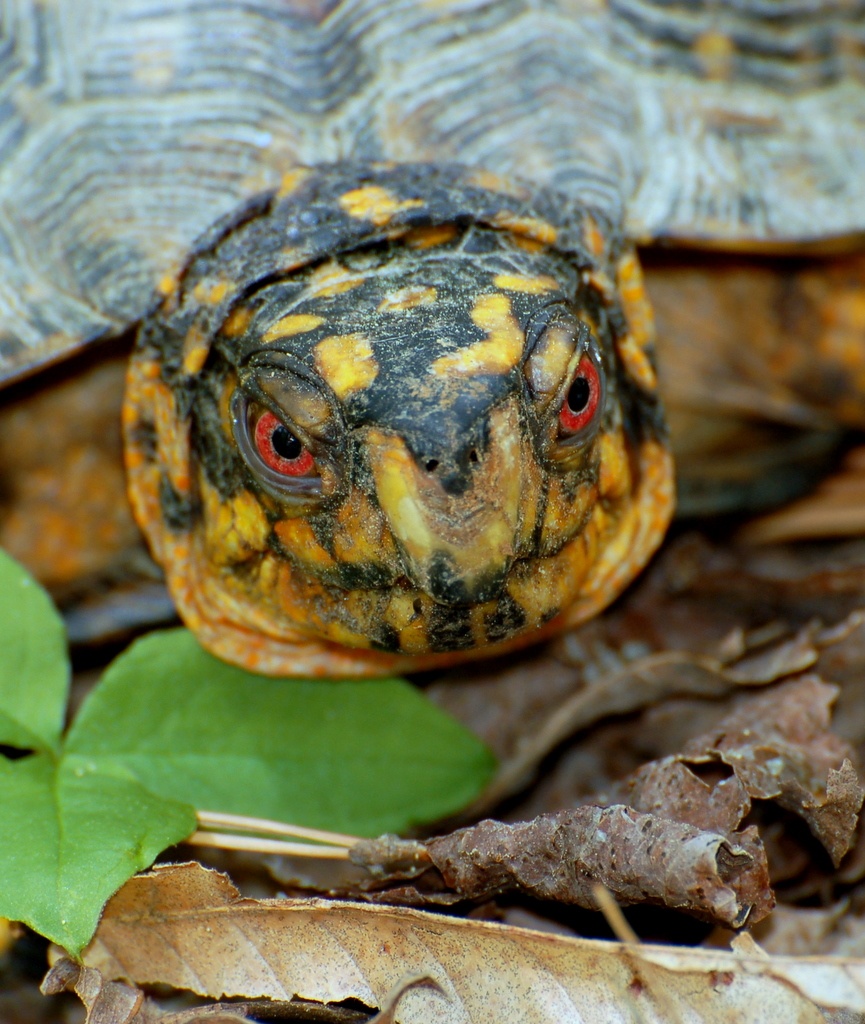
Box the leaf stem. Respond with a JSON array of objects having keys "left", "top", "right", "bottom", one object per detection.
[
  {"left": 196, "top": 810, "right": 360, "bottom": 847},
  {"left": 186, "top": 830, "right": 351, "bottom": 859}
]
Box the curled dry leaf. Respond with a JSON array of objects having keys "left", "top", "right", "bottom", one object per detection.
[
  {"left": 612, "top": 675, "right": 864, "bottom": 903},
  {"left": 452, "top": 650, "right": 740, "bottom": 815},
  {"left": 423, "top": 807, "right": 771, "bottom": 927},
  {"left": 515, "top": 662, "right": 861, "bottom": 841},
  {"left": 41, "top": 958, "right": 143, "bottom": 1024},
  {"left": 413, "top": 664, "right": 860, "bottom": 931},
  {"left": 681, "top": 676, "right": 864, "bottom": 866},
  {"left": 354, "top": 658, "right": 862, "bottom": 929},
  {"left": 83, "top": 862, "right": 865, "bottom": 1023},
  {"left": 350, "top": 806, "right": 772, "bottom": 928},
  {"left": 719, "top": 623, "right": 821, "bottom": 685},
  {"left": 624, "top": 759, "right": 752, "bottom": 835}
]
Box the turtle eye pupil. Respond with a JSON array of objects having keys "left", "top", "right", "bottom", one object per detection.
[
  {"left": 567, "top": 377, "right": 590, "bottom": 413},
  {"left": 272, "top": 423, "right": 302, "bottom": 461}
]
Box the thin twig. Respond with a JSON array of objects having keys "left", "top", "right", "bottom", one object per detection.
[{"left": 592, "top": 883, "right": 640, "bottom": 945}]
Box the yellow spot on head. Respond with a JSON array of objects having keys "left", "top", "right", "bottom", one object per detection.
[
  {"left": 274, "top": 517, "right": 336, "bottom": 568},
  {"left": 511, "top": 235, "right": 546, "bottom": 254},
  {"left": 203, "top": 484, "right": 271, "bottom": 566},
  {"left": 378, "top": 286, "right": 438, "bottom": 312},
  {"left": 597, "top": 430, "right": 632, "bottom": 502},
  {"left": 405, "top": 224, "right": 459, "bottom": 249},
  {"left": 157, "top": 274, "right": 178, "bottom": 298},
  {"left": 306, "top": 264, "right": 367, "bottom": 298},
  {"left": 263, "top": 313, "right": 325, "bottom": 342},
  {"left": 524, "top": 324, "right": 575, "bottom": 407},
  {"left": 432, "top": 293, "right": 524, "bottom": 375},
  {"left": 492, "top": 212, "right": 558, "bottom": 246},
  {"left": 314, "top": 333, "right": 379, "bottom": 399},
  {"left": 338, "top": 186, "right": 425, "bottom": 228},
  {"left": 493, "top": 273, "right": 559, "bottom": 295},
  {"left": 192, "top": 280, "right": 230, "bottom": 305},
  {"left": 617, "top": 333, "right": 657, "bottom": 392},
  {"left": 221, "top": 306, "right": 254, "bottom": 338},
  {"left": 181, "top": 325, "right": 210, "bottom": 376},
  {"left": 583, "top": 217, "right": 607, "bottom": 259},
  {"left": 331, "top": 490, "right": 395, "bottom": 567}
]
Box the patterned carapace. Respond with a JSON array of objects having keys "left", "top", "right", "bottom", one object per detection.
[{"left": 125, "top": 164, "right": 673, "bottom": 676}]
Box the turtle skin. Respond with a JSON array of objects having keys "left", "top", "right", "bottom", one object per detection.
[
  {"left": 124, "top": 163, "right": 671, "bottom": 675},
  {"left": 0, "top": 0, "right": 864, "bottom": 675}
]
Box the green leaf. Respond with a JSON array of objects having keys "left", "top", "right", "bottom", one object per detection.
[
  {"left": 0, "top": 559, "right": 493, "bottom": 956},
  {"left": 66, "top": 628, "right": 496, "bottom": 836},
  {"left": 0, "top": 752, "right": 194, "bottom": 955},
  {"left": 0, "top": 549, "right": 69, "bottom": 752}
]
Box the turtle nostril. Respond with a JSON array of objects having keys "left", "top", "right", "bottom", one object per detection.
[
  {"left": 425, "top": 459, "right": 439, "bottom": 472},
  {"left": 469, "top": 450, "right": 479, "bottom": 463}
]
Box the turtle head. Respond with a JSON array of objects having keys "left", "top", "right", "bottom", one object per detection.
[{"left": 125, "top": 164, "right": 673, "bottom": 676}]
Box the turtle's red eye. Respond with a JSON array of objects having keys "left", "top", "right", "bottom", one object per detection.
[
  {"left": 559, "top": 356, "right": 601, "bottom": 435},
  {"left": 254, "top": 411, "right": 315, "bottom": 476}
]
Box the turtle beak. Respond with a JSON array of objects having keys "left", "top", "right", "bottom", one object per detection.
[{"left": 366, "top": 402, "right": 525, "bottom": 605}]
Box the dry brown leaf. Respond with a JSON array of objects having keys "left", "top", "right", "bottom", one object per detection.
[
  {"left": 41, "top": 958, "right": 143, "bottom": 1023},
  {"left": 624, "top": 759, "right": 752, "bottom": 834},
  {"left": 353, "top": 661, "right": 862, "bottom": 927},
  {"left": 431, "top": 560, "right": 852, "bottom": 815},
  {"left": 609, "top": 676, "right": 865, "bottom": 900},
  {"left": 654, "top": 535, "right": 865, "bottom": 629},
  {"left": 83, "top": 863, "right": 865, "bottom": 1023},
  {"left": 422, "top": 808, "right": 771, "bottom": 927},
  {"left": 738, "top": 445, "right": 865, "bottom": 544},
  {"left": 456, "top": 651, "right": 743, "bottom": 814},
  {"left": 350, "top": 804, "right": 771, "bottom": 928},
  {"left": 681, "top": 677, "right": 864, "bottom": 865},
  {"left": 752, "top": 898, "right": 865, "bottom": 960},
  {"left": 720, "top": 624, "right": 821, "bottom": 684},
  {"left": 750, "top": 904, "right": 852, "bottom": 958},
  {"left": 426, "top": 535, "right": 865, "bottom": 829},
  {"left": 42, "top": 956, "right": 369, "bottom": 1024},
  {"left": 489, "top": 636, "right": 860, "bottom": 819}
]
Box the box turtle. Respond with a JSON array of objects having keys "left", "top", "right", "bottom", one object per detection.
[{"left": 1, "top": 0, "right": 864, "bottom": 677}]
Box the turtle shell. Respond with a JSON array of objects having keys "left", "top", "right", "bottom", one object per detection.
[{"left": 1, "top": 0, "right": 863, "bottom": 383}]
